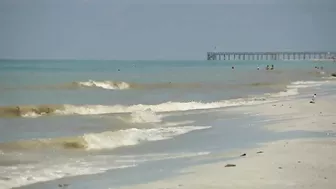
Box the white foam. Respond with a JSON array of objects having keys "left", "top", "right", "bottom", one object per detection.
[
  {"left": 269, "top": 80, "right": 329, "bottom": 98},
  {"left": 162, "top": 120, "right": 196, "bottom": 127},
  {"left": 0, "top": 159, "right": 135, "bottom": 189},
  {"left": 269, "top": 88, "right": 299, "bottom": 97},
  {"left": 0, "top": 150, "right": 209, "bottom": 189},
  {"left": 290, "top": 80, "right": 328, "bottom": 88},
  {"left": 83, "top": 126, "right": 211, "bottom": 150},
  {"left": 323, "top": 76, "right": 336, "bottom": 79},
  {"left": 129, "top": 110, "right": 163, "bottom": 123},
  {"left": 78, "top": 80, "right": 130, "bottom": 90},
  {"left": 56, "top": 98, "right": 271, "bottom": 116},
  {"left": 21, "top": 112, "right": 43, "bottom": 118}
]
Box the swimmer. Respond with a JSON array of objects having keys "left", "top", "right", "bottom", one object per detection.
[{"left": 16, "top": 106, "right": 20, "bottom": 116}]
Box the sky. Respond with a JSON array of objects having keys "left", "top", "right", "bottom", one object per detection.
[{"left": 0, "top": 0, "right": 335, "bottom": 60}]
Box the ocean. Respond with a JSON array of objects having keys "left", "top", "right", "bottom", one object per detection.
[{"left": 0, "top": 59, "right": 335, "bottom": 189}]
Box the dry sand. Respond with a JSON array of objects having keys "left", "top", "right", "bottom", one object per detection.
[
  {"left": 239, "top": 95, "right": 336, "bottom": 133},
  {"left": 118, "top": 95, "right": 336, "bottom": 189}
]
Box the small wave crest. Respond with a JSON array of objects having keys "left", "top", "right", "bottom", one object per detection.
[
  {"left": 83, "top": 126, "right": 211, "bottom": 150},
  {"left": 0, "top": 126, "right": 211, "bottom": 151},
  {"left": 129, "top": 110, "right": 163, "bottom": 123},
  {"left": 0, "top": 105, "right": 63, "bottom": 118},
  {"left": 76, "top": 80, "right": 131, "bottom": 90},
  {"left": 75, "top": 80, "right": 205, "bottom": 90}
]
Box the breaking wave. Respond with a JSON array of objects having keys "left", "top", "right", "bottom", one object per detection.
[
  {"left": 72, "top": 80, "right": 205, "bottom": 90},
  {"left": 76, "top": 80, "right": 131, "bottom": 90},
  {"left": 0, "top": 126, "right": 211, "bottom": 151},
  {"left": 0, "top": 97, "right": 270, "bottom": 118},
  {"left": 0, "top": 105, "right": 62, "bottom": 118},
  {"left": 83, "top": 126, "right": 211, "bottom": 150},
  {"left": 1, "top": 80, "right": 290, "bottom": 92},
  {"left": 2, "top": 79, "right": 331, "bottom": 118},
  {"left": 57, "top": 98, "right": 269, "bottom": 116},
  {"left": 73, "top": 80, "right": 289, "bottom": 91}
]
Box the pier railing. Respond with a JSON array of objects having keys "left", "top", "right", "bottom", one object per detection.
[{"left": 207, "top": 52, "right": 336, "bottom": 61}]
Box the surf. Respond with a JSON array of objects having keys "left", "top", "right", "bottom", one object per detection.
[
  {"left": 0, "top": 126, "right": 211, "bottom": 152},
  {"left": 1, "top": 79, "right": 331, "bottom": 119},
  {"left": 76, "top": 80, "right": 131, "bottom": 90},
  {"left": 0, "top": 97, "right": 271, "bottom": 118}
]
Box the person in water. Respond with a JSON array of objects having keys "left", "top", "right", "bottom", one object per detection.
[
  {"left": 16, "top": 106, "right": 21, "bottom": 116},
  {"left": 266, "top": 65, "right": 269, "bottom": 70},
  {"left": 271, "top": 64, "right": 274, "bottom": 70}
]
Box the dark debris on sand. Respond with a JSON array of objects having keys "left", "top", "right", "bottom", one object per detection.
[
  {"left": 225, "top": 164, "right": 236, "bottom": 167},
  {"left": 58, "top": 184, "right": 70, "bottom": 188}
]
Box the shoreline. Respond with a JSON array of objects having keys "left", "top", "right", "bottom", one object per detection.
[
  {"left": 116, "top": 92, "right": 336, "bottom": 189},
  {"left": 5, "top": 79, "right": 336, "bottom": 189},
  {"left": 118, "top": 137, "right": 336, "bottom": 189}
]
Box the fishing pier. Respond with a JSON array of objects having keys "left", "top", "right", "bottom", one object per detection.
[{"left": 207, "top": 51, "right": 336, "bottom": 61}]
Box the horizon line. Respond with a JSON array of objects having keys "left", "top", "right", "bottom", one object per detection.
[{"left": 0, "top": 58, "right": 206, "bottom": 61}]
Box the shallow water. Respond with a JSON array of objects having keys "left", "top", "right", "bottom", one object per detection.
[{"left": 0, "top": 59, "right": 336, "bottom": 188}]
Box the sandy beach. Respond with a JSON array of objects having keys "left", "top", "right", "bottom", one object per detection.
[
  {"left": 118, "top": 94, "right": 336, "bottom": 189},
  {"left": 2, "top": 1, "right": 336, "bottom": 188}
]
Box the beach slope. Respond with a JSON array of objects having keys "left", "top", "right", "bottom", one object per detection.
[{"left": 119, "top": 95, "right": 336, "bottom": 189}]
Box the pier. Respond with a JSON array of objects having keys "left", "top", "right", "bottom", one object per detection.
[{"left": 207, "top": 51, "right": 336, "bottom": 61}]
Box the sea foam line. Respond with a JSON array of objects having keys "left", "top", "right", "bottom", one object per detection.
[
  {"left": 268, "top": 80, "right": 330, "bottom": 98},
  {"left": 0, "top": 160, "right": 135, "bottom": 189},
  {"left": 56, "top": 98, "right": 270, "bottom": 116},
  {"left": 0, "top": 150, "right": 211, "bottom": 189}
]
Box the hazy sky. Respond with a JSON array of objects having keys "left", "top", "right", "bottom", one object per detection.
[{"left": 1, "top": 0, "right": 335, "bottom": 60}]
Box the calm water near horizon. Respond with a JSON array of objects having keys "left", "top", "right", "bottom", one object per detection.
[{"left": 0, "top": 59, "right": 336, "bottom": 189}]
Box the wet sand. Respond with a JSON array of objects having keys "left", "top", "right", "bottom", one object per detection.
[{"left": 118, "top": 95, "right": 336, "bottom": 189}]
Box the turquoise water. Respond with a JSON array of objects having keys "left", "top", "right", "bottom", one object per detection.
[
  {"left": 0, "top": 60, "right": 331, "bottom": 105},
  {"left": 0, "top": 59, "right": 335, "bottom": 189}
]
